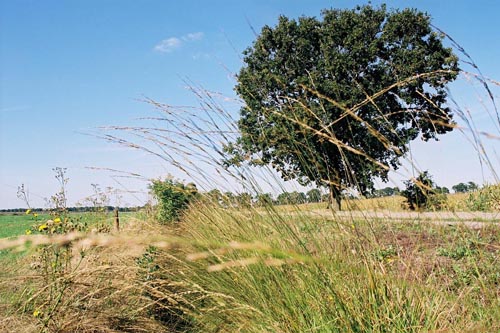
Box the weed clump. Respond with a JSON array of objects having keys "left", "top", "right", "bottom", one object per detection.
[
  {"left": 467, "top": 184, "right": 500, "bottom": 211},
  {"left": 150, "top": 178, "right": 198, "bottom": 224}
]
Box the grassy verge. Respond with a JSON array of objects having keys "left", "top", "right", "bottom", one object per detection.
[
  {"left": 132, "top": 202, "right": 500, "bottom": 332},
  {"left": 1, "top": 198, "right": 499, "bottom": 332}
]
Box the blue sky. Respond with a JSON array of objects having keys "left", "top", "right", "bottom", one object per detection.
[{"left": 1, "top": 0, "right": 499, "bottom": 208}]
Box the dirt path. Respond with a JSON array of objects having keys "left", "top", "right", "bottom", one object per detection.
[{"left": 306, "top": 209, "right": 499, "bottom": 228}]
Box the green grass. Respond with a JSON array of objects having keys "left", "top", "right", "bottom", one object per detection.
[
  {"left": 0, "top": 211, "right": 137, "bottom": 262},
  {"left": 0, "top": 214, "right": 47, "bottom": 239},
  {"left": 0, "top": 211, "right": 138, "bottom": 239}
]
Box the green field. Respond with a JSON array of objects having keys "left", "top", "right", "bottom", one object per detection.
[
  {"left": 0, "top": 211, "right": 139, "bottom": 239},
  {"left": 0, "top": 211, "right": 137, "bottom": 262},
  {"left": 0, "top": 213, "right": 48, "bottom": 239}
]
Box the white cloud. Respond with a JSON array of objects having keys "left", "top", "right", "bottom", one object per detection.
[
  {"left": 154, "top": 37, "right": 181, "bottom": 53},
  {"left": 192, "top": 52, "right": 211, "bottom": 60},
  {"left": 154, "top": 32, "right": 204, "bottom": 53},
  {"left": 183, "top": 32, "right": 204, "bottom": 41}
]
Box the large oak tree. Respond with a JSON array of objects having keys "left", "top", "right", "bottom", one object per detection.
[{"left": 227, "top": 5, "right": 459, "bottom": 209}]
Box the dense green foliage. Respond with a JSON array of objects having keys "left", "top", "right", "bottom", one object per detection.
[
  {"left": 276, "top": 191, "right": 307, "bottom": 205},
  {"left": 401, "top": 171, "right": 446, "bottom": 210},
  {"left": 228, "top": 4, "right": 459, "bottom": 209},
  {"left": 368, "top": 186, "right": 400, "bottom": 198},
  {"left": 150, "top": 179, "right": 198, "bottom": 223},
  {"left": 306, "top": 188, "right": 322, "bottom": 203},
  {"left": 452, "top": 181, "right": 479, "bottom": 193}
]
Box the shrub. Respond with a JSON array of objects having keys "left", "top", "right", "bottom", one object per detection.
[
  {"left": 401, "top": 171, "right": 446, "bottom": 210},
  {"left": 150, "top": 178, "right": 198, "bottom": 223},
  {"left": 467, "top": 184, "right": 500, "bottom": 211}
]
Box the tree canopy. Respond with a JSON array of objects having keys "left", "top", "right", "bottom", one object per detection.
[
  {"left": 452, "top": 181, "right": 479, "bottom": 193},
  {"left": 227, "top": 4, "right": 459, "bottom": 209}
]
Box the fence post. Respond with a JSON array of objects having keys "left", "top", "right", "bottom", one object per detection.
[{"left": 114, "top": 208, "right": 120, "bottom": 232}]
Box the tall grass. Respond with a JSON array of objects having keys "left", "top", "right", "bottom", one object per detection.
[
  {"left": 1, "top": 28, "right": 499, "bottom": 332},
  {"left": 99, "top": 40, "right": 500, "bottom": 330}
]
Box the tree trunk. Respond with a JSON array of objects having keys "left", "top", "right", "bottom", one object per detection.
[{"left": 327, "top": 184, "right": 341, "bottom": 211}]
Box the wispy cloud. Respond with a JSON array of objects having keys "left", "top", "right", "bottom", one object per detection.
[
  {"left": 153, "top": 37, "right": 182, "bottom": 53},
  {"left": 183, "top": 32, "right": 204, "bottom": 41},
  {"left": 154, "top": 32, "right": 204, "bottom": 53},
  {"left": 192, "top": 52, "right": 211, "bottom": 60}
]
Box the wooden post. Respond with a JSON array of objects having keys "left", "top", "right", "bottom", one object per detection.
[{"left": 114, "top": 208, "right": 120, "bottom": 232}]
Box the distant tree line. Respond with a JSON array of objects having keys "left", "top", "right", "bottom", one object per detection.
[
  {"left": 0, "top": 206, "right": 141, "bottom": 214},
  {"left": 365, "top": 180, "right": 480, "bottom": 199},
  {"left": 201, "top": 179, "right": 482, "bottom": 209},
  {"left": 203, "top": 188, "right": 328, "bottom": 207},
  {"left": 366, "top": 187, "right": 401, "bottom": 198},
  {"left": 452, "top": 182, "right": 479, "bottom": 193},
  {"left": 4, "top": 180, "right": 480, "bottom": 215}
]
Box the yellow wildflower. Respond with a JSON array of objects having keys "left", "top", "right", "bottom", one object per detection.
[
  {"left": 33, "top": 213, "right": 38, "bottom": 218},
  {"left": 54, "top": 217, "right": 61, "bottom": 223},
  {"left": 25, "top": 229, "right": 32, "bottom": 235},
  {"left": 38, "top": 224, "right": 48, "bottom": 231},
  {"left": 25, "top": 209, "right": 31, "bottom": 215},
  {"left": 33, "top": 309, "right": 41, "bottom": 317}
]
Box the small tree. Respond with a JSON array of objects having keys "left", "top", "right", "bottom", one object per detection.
[
  {"left": 452, "top": 182, "right": 468, "bottom": 193},
  {"left": 290, "top": 191, "right": 307, "bottom": 205},
  {"left": 370, "top": 186, "right": 400, "bottom": 198},
  {"left": 402, "top": 171, "right": 445, "bottom": 210},
  {"left": 150, "top": 178, "right": 198, "bottom": 224},
  {"left": 207, "top": 189, "right": 223, "bottom": 205},
  {"left": 467, "top": 181, "right": 479, "bottom": 191},
  {"left": 222, "top": 192, "right": 236, "bottom": 207}
]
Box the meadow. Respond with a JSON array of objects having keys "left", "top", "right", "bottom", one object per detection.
[
  {"left": 1, "top": 8, "right": 499, "bottom": 331},
  {"left": 0, "top": 213, "right": 45, "bottom": 239},
  {"left": 0, "top": 211, "right": 138, "bottom": 239},
  {"left": 0, "top": 193, "right": 499, "bottom": 332}
]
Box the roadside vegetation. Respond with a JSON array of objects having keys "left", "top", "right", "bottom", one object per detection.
[{"left": 1, "top": 3, "right": 499, "bottom": 333}]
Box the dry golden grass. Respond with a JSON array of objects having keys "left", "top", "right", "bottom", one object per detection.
[
  {"left": 270, "top": 196, "right": 406, "bottom": 213},
  {"left": 1, "top": 200, "right": 500, "bottom": 332},
  {"left": 273, "top": 193, "right": 473, "bottom": 213},
  {"left": 345, "top": 196, "right": 406, "bottom": 211},
  {"left": 443, "top": 192, "right": 470, "bottom": 211},
  {"left": 0, "top": 217, "right": 175, "bottom": 333}
]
